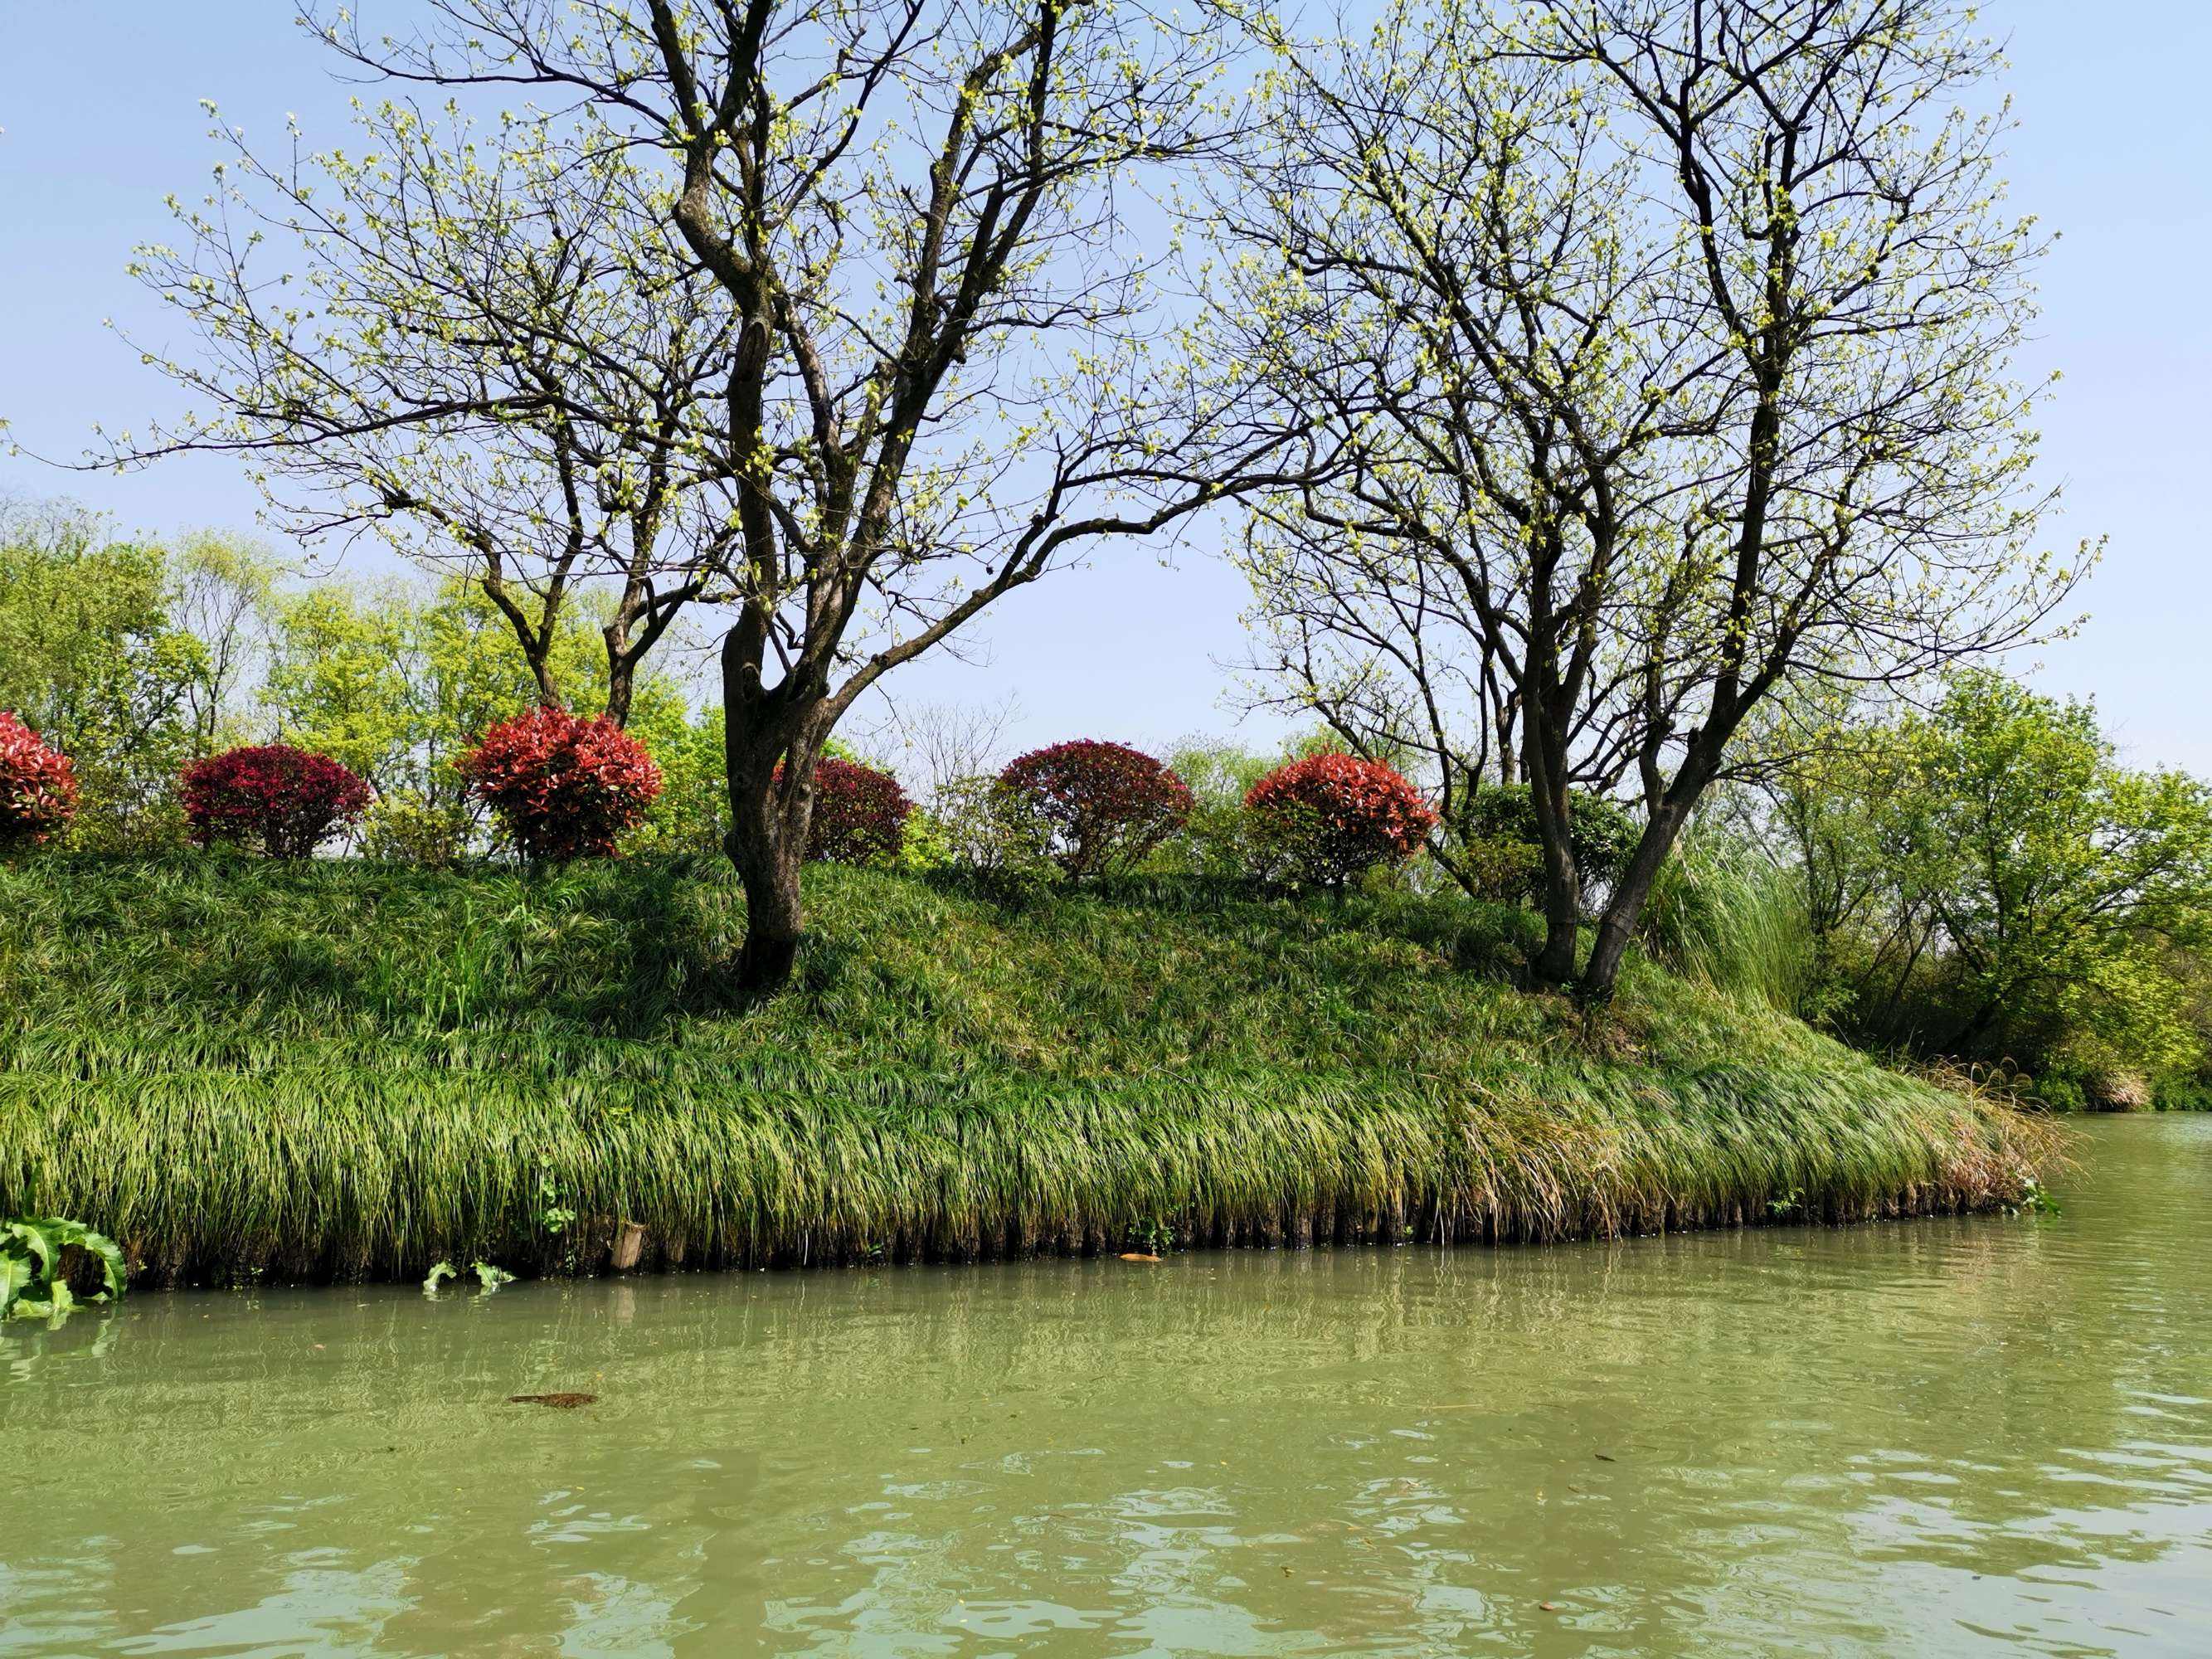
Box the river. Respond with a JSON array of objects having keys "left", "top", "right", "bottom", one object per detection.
[{"left": 2, "top": 1115, "right": 2206, "bottom": 1657}]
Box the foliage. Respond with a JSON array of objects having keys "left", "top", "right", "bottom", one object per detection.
[
  {"left": 262, "top": 577, "right": 633, "bottom": 811},
  {"left": 2, "top": 1215, "right": 126, "bottom": 1321},
  {"left": 1245, "top": 753, "right": 1434, "bottom": 888},
  {"left": 181, "top": 744, "right": 371, "bottom": 859},
  {"left": 1883, "top": 674, "right": 2212, "bottom": 1074},
  {"left": 1450, "top": 786, "right": 1641, "bottom": 908},
  {"left": 1213, "top": 0, "right": 2083, "bottom": 999},
  {"left": 1150, "top": 738, "right": 1279, "bottom": 878},
  {"left": 922, "top": 776, "right": 1055, "bottom": 888},
  {"left": 0, "top": 505, "right": 212, "bottom": 848},
  {"left": 887, "top": 805, "right": 959, "bottom": 876},
  {"left": 803, "top": 757, "right": 913, "bottom": 866},
  {"left": 997, "top": 742, "right": 1194, "bottom": 882},
  {"left": 1743, "top": 672, "right": 2212, "bottom": 1087},
  {"left": 1636, "top": 835, "right": 1816, "bottom": 1016},
  {"left": 626, "top": 704, "right": 728, "bottom": 857},
  {"left": 0, "top": 858, "right": 2054, "bottom": 1282},
  {"left": 459, "top": 707, "right": 664, "bottom": 862},
  {"left": 358, "top": 792, "right": 475, "bottom": 868},
  {"left": 0, "top": 713, "right": 80, "bottom": 854}
]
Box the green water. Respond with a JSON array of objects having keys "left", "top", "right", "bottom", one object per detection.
[{"left": 2, "top": 1117, "right": 2207, "bottom": 1657}]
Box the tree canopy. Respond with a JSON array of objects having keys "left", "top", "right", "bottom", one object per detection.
[{"left": 1208, "top": 0, "right": 2086, "bottom": 997}]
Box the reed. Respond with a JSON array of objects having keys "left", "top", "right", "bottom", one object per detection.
[{"left": 0, "top": 856, "right": 2058, "bottom": 1283}]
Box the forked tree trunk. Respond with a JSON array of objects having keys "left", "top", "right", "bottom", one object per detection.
[
  {"left": 603, "top": 657, "right": 635, "bottom": 728},
  {"left": 1578, "top": 805, "right": 1684, "bottom": 1004}
]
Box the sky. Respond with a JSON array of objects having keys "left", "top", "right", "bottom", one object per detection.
[{"left": 2, "top": 2, "right": 2207, "bottom": 772}]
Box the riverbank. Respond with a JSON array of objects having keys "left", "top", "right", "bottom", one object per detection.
[{"left": 0, "top": 857, "right": 2059, "bottom": 1284}]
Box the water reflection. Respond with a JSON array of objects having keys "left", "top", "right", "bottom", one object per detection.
[{"left": 2, "top": 1117, "right": 2207, "bottom": 1657}]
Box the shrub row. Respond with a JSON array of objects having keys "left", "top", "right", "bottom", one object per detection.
[
  {"left": 1, "top": 707, "right": 664, "bottom": 864},
  {"left": 5, "top": 707, "right": 1436, "bottom": 888}
]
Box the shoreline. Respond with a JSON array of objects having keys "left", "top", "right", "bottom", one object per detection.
[
  {"left": 6, "top": 1068, "right": 2057, "bottom": 1287},
  {"left": 1, "top": 858, "right": 2059, "bottom": 1287}
]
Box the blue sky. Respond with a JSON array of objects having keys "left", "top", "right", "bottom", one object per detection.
[{"left": 2, "top": 2, "right": 2206, "bottom": 771}]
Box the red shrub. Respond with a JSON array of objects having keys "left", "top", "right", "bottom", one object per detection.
[
  {"left": 1244, "top": 752, "right": 1435, "bottom": 888},
  {"left": 997, "top": 740, "right": 1193, "bottom": 880},
  {"left": 181, "top": 743, "right": 370, "bottom": 858},
  {"left": 458, "top": 706, "right": 662, "bottom": 860},
  {"left": 805, "top": 757, "right": 913, "bottom": 864},
  {"left": 0, "top": 712, "right": 80, "bottom": 853}
]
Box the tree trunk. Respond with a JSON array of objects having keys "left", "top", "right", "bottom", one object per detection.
[
  {"left": 1533, "top": 844, "right": 1581, "bottom": 985},
  {"left": 720, "top": 672, "right": 829, "bottom": 994},
  {"left": 1578, "top": 796, "right": 1694, "bottom": 1005},
  {"left": 603, "top": 655, "right": 634, "bottom": 728},
  {"left": 730, "top": 832, "right": 805, "bottom": 990},
  {"left": 1951, "top": 994, "right": 2005, "bottom": 1058},
  {"left": 1521, "top": 724, "right": 1581, "bottom": 985}
]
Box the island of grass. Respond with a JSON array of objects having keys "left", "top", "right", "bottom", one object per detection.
[{"left": 0, "top": 857, "right": 2058, "bottom": 1285}]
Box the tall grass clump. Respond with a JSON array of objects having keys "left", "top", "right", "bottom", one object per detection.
[
  {"left": 0, "top": 856, "right": 2056, "bottom": 1284},
  {"left": 1637, "top": 840, "right": 1813, "bottom": 1014}
]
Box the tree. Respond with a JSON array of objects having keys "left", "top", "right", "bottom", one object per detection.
[
  {"left": 260, "top": 575, "right": 686, "bottom": 826},
  {"left": 117, "top": 86, "right": 741, "bottom": 726},
  {"left": 116, "top": 0, "right": 1305, "bottom": 990},
  {"left": 1214, "top": 0, "right": 2083, "bottom": 1000},
  {"left": 0, "top": 502, "right": 208, "bottom": 846},
  {"left": 1881, "top": 674, "right": 2212, "bottom": 1071},
  {"left": 1732, "top": 674, "right": 2212, "bottom": 1085},
  {"left": 171, "top": 531, "right": 286, "bottom": 754}
]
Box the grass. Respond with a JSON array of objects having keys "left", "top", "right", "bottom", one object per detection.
[
  {"left": 0, "top": 855, "right": 2059, "bottom": 1284},
  {"left": 1638, "top": 839, "right": 1815, "bottom": 1014}
]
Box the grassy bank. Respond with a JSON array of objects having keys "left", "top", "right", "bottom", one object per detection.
[{"left": 0, "top": 857, "right": 2058, "bottom": 1284}]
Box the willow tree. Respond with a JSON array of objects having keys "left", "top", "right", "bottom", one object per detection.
[
  {"left": 114, "top": 0, "right": 1300, "bottom": 987},
  {"left": 1217, "top": 0, "right": 2085, "bottom": 1000}
]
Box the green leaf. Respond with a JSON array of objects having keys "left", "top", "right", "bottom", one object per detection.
[
  {"left": 71, "top": 1228, "right": 129, "bottom": 1300},
  {"left": 4, "top": 1220, "right": 61, "bottom": 1282}
]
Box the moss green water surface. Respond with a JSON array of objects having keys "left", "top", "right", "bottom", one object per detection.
[{"left": 2, "top": 1116, "right": 2206, "bottom": 1657}]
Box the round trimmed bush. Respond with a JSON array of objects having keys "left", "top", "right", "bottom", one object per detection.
[
  {"left": 0, "top": 711, "right": 80, "bottom": 853},
  {"left": 181, "top": 743, "right": 370, "bottom": 858},
  {"left": 1244, "top": 752, "right": 1434, "bottom": 888},
  {"left": 458, "top": 706, "right": 663, "bottom": 861},
  {"left": 805, "top": 757, "right": 913, "bottom": 864},
  {"left": 997, "top": 740, "right": 1194, "bottom": 881}
]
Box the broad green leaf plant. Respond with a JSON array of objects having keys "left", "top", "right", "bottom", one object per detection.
[{"left": 2, "top": 1217, "right": 128, "bottom": 1322}]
